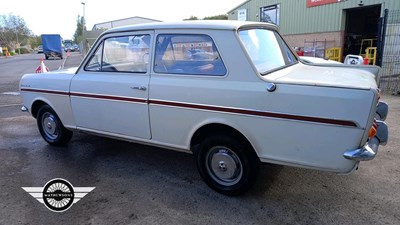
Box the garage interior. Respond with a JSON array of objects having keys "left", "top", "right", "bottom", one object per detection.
[{"left": 343, "top": 4, "right": 382, "bottom": 59}]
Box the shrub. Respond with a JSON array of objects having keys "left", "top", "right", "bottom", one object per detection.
[{"left": 16, "top": 48, "right": 30, "bottom": 54}]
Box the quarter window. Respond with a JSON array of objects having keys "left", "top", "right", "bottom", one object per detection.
[
  {"left": 154, "top": 34, "right": 226, "bottom": 76},
  {"left": 85, "top": 35, "right": 151, "bottom": 73},
  {"left": 85, "top": 42, "right": 103, "bottom": 72}
]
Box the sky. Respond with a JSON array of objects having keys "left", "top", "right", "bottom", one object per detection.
[{"left": 1, "top": 0, "right": 245, "bottom": 40}]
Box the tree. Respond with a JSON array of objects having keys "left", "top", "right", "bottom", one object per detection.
[
  {"left": 0, "top": 14, "right": 31, "bottom": 52},
  {"left": 184, "top": 15, "right": 199, "bottom": 21},
  {"left": 203, "top": 14, "right": 228, "bottom": 20},
  {"left": 184, "top": 14, "right": 228, "bottom": 21},
  {"left": 73, "top": 15, "right": 85, "bottom": 44},
  {"left": 29, "top": 35, "right": 42, "bottom": 48}
]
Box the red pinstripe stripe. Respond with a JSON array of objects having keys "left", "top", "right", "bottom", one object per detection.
[
  {"left": 20, "top": 88, "right": 147, "bottom": 104},
  {"left": 149, "top": 100, "right": 358, "bottom": 127},
  {"left": 20, "top": 88, "right": 68, "bottom": 96},
  {"left": 20, "top": 88, "right": 357, "bottom": 127},
  {"left": 70, "top": 92, "right": 147, "bottom": 103}
]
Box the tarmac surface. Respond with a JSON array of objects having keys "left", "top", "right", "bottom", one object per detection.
[{"left": 0, "top": 53, "right": 399, "bottom": 224}]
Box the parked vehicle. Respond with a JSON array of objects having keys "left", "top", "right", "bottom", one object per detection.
[
  {"left": 63, "top": 39, "right": 73, "bottom": 52},
  {"left": 73, "top": 44, "right": 79, "bottom": 52},
  {"left": 37, "top": 45, "right": 43, "bottom": 54},
  {"left": 20, "top": 21, "right": 389, "bottom": 195},
  {"left": 64, "top": 44, "right": 74, "bottom": 52},
  {"left": 299, "top": 56, "right": 342, "bottom": 64},
  {"left": 41, "top": 34, "right": 63, "bottom": 59}
]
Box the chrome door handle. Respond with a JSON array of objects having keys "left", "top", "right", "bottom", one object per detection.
[{"left": 131, "top": 85, "right": 147, "bottom": 91}]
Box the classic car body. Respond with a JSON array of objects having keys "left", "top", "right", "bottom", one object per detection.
[{"left": 20, "top": 21, "right": 389, "bottom": 195}]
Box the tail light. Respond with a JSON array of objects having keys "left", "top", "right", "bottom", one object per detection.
[{"left": 368, "top": 119, "right": 378, "bottom": 138}]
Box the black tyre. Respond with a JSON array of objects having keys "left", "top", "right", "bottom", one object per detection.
[
  {"left": 195, "top": 135, "right": 259, "bottom": 195},
  {"left": 37, "top": 105, "right": 72, "bottom": 146}
]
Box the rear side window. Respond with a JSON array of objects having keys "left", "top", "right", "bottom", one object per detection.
[
  {"left": 85, "top": 35, "right": 150, "bottom": 73},
  {"left": 154, "top": 34, "right": 226, "bottom": 76},
  {"left": 239, "top": 29, "right": 297, "bottom": 74}
]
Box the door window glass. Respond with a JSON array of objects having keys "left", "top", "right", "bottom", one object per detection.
[
  {"left": 154, "top": 34, "right": 226, "bottom": 76},
  {"left": 85, "top": 35, "right": 151, "bottom": 73}
]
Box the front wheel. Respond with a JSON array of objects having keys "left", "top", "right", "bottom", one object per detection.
[
  {"left": 195, "top": 135, "right": 259, "bottom": 195},
  {"left": 37, "top": 105, "right": 72, "bottom": 146}
]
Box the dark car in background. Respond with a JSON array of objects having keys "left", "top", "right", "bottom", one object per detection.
[
  {"left": 64, "top": 40, "right": 78, "bottom": 52},
  {"left": 64, "top": 44, "right": 73, "bottom": 52}
]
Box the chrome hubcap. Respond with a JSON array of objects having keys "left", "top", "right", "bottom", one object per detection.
[
  {"left": 206, "top": 147, "right": 243, "bottom": 186},
  {"left": 218, "top": 161, "right": 227, "bottom": 172},
  {"left": 42, "top": 112, "right": 58, "bottom": 140}
]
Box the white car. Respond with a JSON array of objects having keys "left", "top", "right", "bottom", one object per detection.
[
  {"left": 37, "top": 45, "right": 43, "bottom": 54},
  {"left": 299, "top": 56, "right": 342, "bottom": 64},
  {"left": 19, "top": 21, "right": 388, "bottom": 195}
]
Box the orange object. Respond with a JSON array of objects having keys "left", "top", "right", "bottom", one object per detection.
[
  {"left": 368, "top": 120, "right": 378, "bottom": 138},
  {"left": 368, "top": 126, "right": 377, "bottom": 138}
]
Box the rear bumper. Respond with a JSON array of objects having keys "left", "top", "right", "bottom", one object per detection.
[
  {"left": 344, "top": 101, "right": 389, "bottom": 161},
  {"left": 376, "top": 101, "right": 388, "bottom": 120},
  {"left": 45, "top": 51, "right": 62, "bottom": 57}
]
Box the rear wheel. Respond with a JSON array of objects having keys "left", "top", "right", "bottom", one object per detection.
[
  {"left": 37, "top": 105, "right": 72, "bottom": 146},
  {"left": 195, "top": 135, "right": 259, "bottom": 195}
]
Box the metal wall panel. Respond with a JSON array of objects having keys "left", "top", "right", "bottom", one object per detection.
[{"left": 228, "top": 0, "right": 400, "bottom": 35}]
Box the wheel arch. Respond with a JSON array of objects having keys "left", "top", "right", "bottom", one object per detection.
[
  {"left": 31, "top": 100, "right": 49, "bottom": 118},
  {"left": 190, "top": 123, "right": 259, "bottom": 158},
  {"left": 35, "top": 103, "right": 73, "bottom": 146}
]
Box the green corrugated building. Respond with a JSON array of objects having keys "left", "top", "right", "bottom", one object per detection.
[
  {"left": 228, "top": 0, "right": 399, "bottom": 57},
  {"left": 228, "top": 0, "right": 400, "bottom": 93}
]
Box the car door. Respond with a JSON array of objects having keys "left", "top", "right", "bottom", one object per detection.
[{"left": 70, "top": 31, "right": 153, "bottom": 139}]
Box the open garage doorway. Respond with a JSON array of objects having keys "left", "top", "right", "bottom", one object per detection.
[{"left": 343, "top": 4, "right": 381, "bottom": 61}]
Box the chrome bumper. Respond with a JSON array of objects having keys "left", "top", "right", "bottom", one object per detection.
[
  {"left": 376, "top": 101, "right": 388, "bottom": 121},
  {"left": 344, "top": 101, "right": 389, "bottom": 161}
]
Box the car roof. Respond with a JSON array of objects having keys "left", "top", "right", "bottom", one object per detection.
[{"left": 105, "top": 20, "right": 278, "bottom": 34}]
